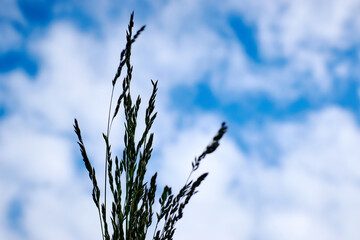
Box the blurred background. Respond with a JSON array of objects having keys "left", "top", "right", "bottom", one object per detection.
[{"left": 1, "top": 0, "right": 360, "bottom": 239}]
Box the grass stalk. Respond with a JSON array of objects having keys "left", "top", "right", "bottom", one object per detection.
[{"left": 74, "top": 11, "right": 227, "bottom": 240}]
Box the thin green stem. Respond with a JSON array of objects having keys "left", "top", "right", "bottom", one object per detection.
[
  {"left": 104, "top": 85, "right": 115, "bottom": 231},
  {"left": 98, "top": 206, "right": 105, "bottom": 240},
  {"left": 184, "top": 169, "right": 194, "bottom": 187}
]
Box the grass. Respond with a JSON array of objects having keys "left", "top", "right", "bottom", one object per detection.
[{"left": 74, "top": 11, "right": 227, "bottom": 240}]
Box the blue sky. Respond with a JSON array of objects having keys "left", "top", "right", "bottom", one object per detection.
[{"left": 1, "top": 0, "right": 360, "bottom": 239}]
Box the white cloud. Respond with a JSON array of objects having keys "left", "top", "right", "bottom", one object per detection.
[
  {"left": 226, "top": 0, "right": 360, "bottom": 56},
  {"left": 23, "top": 185, "right": 100, "bottom": 240},
  {"left": 261, "top": 210, "right": 336, "bottom": 240},
  {"left": 236, "top": 107, "right": 360, "bottom": 239},
  {"left": 133, "top": 22, "right": 227, "bottom": 92},
  {"left": 215, "top": 0, "right": 360, "bottom": 99},
  {"left": 0, "top": 115, "right": 74, "bottom": 185}
]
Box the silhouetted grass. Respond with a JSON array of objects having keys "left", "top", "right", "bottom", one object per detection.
[{"left": 74, "top": 11, "right": 227, "bottom": 240}]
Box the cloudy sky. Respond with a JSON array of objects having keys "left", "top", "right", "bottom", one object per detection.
[{"left": 1, "top": 0, "right": 360, "bottom": 239}]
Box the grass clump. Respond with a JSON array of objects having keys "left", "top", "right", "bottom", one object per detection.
[{"left": 74, "top": 11, "right": 227, "bottom": 240}]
